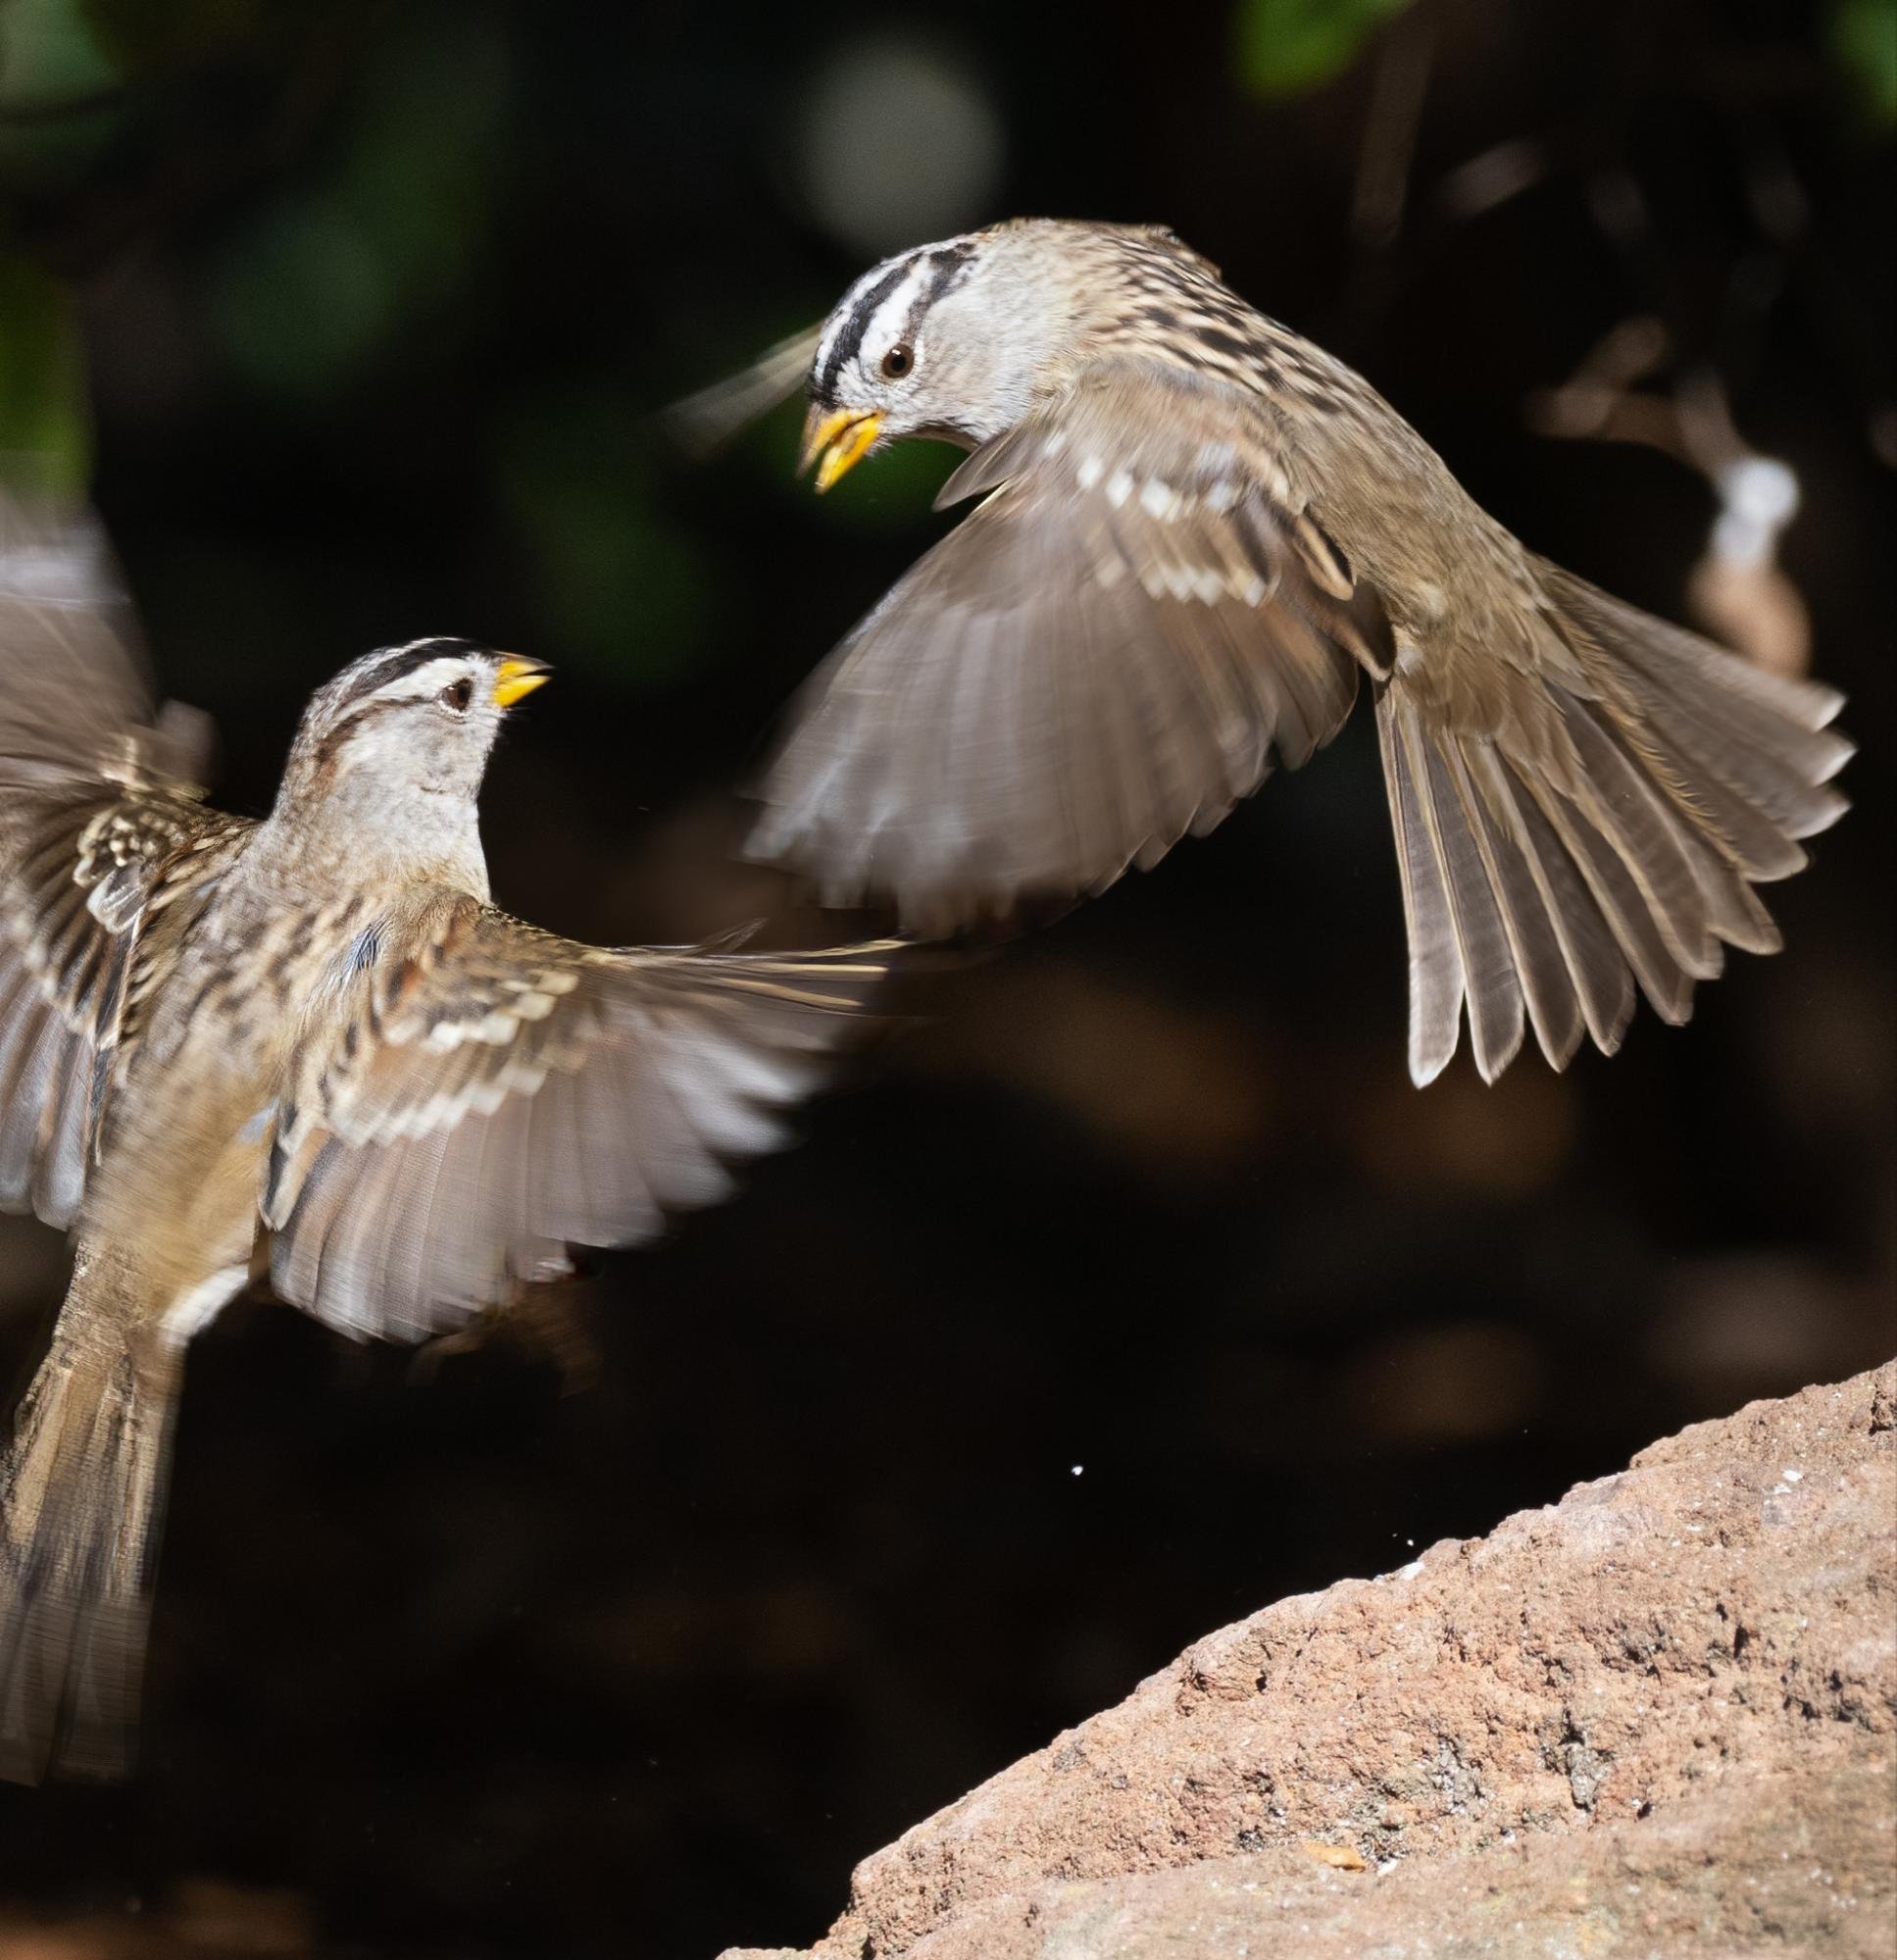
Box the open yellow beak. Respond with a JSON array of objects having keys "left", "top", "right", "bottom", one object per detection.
[
  {"left": 799, "top": 406, "right": 884, "bottom": 492},
  {"left": 492, "top": 655, "right": 552, "bottom": 710}
]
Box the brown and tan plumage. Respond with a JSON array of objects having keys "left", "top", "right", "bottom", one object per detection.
[
  {"left": 725, "top": 217, "right": 1849, "bottom": 1083},
  {"left": 0, "top": 491, "right": 891, "bottom": 1783}
]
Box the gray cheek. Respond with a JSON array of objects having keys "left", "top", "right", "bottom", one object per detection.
[{"left": 424, "top": 749, "right": 477, "bottom": 797}]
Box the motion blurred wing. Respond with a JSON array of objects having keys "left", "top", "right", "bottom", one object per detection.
[
  {"left": 265, "top": 902, "right": 891, "bottom": 1340},
  {"left": 747, "top": 361, "right": 1392, "bottom": 934},
  {"left": 662, "top": 323, "right": 825, "bottom": 459},
  {"left": 0, "top": 491, "right": 236, "bottom": 1228}
]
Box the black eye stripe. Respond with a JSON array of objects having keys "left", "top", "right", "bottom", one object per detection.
[
  {"left": 813, "top": 242, "right": 973, "bottom": 407},
  {"left": 333, "top": 637, "right": 484, "bottom": 712},
  {"left": 906, "top": 242, "right": 973, "bottom": 338},
  {"left": 816, "top": 259, "right": 915, "bottom": 406}
]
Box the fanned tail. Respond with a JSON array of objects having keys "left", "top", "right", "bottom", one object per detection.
[
  {"left": 1379, "top": 562, "right": 1850, "bottom": 1086},
  {"left": 1, "top": 1254, "right": 179, "bottom": 1783}
]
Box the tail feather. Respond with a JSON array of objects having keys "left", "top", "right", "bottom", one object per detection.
[
  {"left": 1377, "top": 562, "right": 1849, "bottom": 1084},
  {"left": 1523, "top": 754, "right": 1698, "bottom": 1026},
  {"left": 1554, "top": 572, "right": 1851, "bottom": 840},
  {"left": 1381, "top": 694, "right": 1472, "bottom": 1083},
  {"left": 1560, "top": 700, "right": 1725, "bottom": 980},
  {"left": 1473, "top": 742, "right": 1637, "bottom": 1058},
  {"left": 1583, "top": 709, "right": 1784, "bottom": 958},
  {"left": 1667, "top": 809, "right": 1783, "bottom": 956},
  {"left": 1441, "top": 743, "right": 1585, "bottom": 1072},
  {"left": 1613, "top": 641, "right": 1851, "bottom": 816},
  {"left": 1408, "top": 713, "right": 1525, "bottom": 1081},
  {"left": 1, "top": 1297, "right": 177, "bottom": 1784}
]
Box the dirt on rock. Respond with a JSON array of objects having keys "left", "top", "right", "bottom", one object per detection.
[{"left": 724, "top": 1363, "right": 1897, "bottom": 1959}]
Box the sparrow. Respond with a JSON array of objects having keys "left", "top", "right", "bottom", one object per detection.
[
  {"left": 0, "top": 490, "right": 890, "bottom": 1783},
  {"left": 703, "top": 218, "right": 1850, "bottom": 1084}
]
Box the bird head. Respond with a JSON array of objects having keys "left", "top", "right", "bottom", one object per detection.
[
  {"left": 279, "top": 638, "right": 549, "bottom": 856},
  {"left": 798, "top": 220, "right": 1099, "bottom": 489}
]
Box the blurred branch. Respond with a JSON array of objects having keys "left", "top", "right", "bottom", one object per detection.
[
  {"left": 1431, "top": 138, "right": 1548, "bottom": 223},
  {"left": 1348, "top": 1, "right": 1432, "bottom": 247},
  {"left": 1528, "top": 321, "right": 1812, "bottom": 678}
]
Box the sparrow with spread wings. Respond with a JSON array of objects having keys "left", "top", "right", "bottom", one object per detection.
[
  {"left": 0, "top": 491, "right": 890, "bottom": 1783},
  {"left": 681, "top": 218, "right": 1849, "bottom": 1085}
]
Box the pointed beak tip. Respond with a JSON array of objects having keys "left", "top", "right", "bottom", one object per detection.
[
  {"left": 800, "top": 408, "right": 883, "bottom": 493},
  {"left": 492, "top": 655, "right": 552, "bottom": 710}
]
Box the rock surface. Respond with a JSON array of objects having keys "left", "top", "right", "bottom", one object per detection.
[{"left": 724, "top": 1363, "right": 1897, "bottom": 1959}]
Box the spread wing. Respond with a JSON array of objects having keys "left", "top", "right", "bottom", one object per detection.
[
  {"left": 748, "top": 362, "right": 1393, "bottom": 934},
  {"left": 0, "top": 491, "right": 238, "bottom": 1228},
  {"left": 264, "top": 902, "right": 891, "bottom": 1341}
]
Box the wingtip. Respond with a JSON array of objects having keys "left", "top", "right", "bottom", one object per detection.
[{"left": 658, "top": 323, "right": 823, "bottom": 462}]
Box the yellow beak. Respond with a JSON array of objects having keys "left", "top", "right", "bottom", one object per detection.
[
  {"left": 799, "top": 406, "right": 884, "bottom": 492},
  {"left": 492, "top": 655, "right": 552, "bottom": 710}
]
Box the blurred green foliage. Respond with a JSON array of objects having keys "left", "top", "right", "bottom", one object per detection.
[
  {"left": 0, "top": 256, "right": 89, "bottom": 494},
  {"left": 1829, "top": 0, "right": 1897, "bottom": 125},
  {"left": 1, "top": 0, "right": 289, "bottom": 117},
  {"left": 0, "top": 0, "right": 116, "bottom": 109},
  {"left": 210, "top": 10, "right": 508, "bottom": 398},
  {"left": 1232, "top": 0, "right": 1412, "bottom": 98},
  {"left": 0, "top": 0, "right": 122, "bottom": 182},
  {"left": 496, "top": 384, "right": 715, "bottom": 688},
  {"left": 83, "top": 0, "right": 269, "bottom": 72}
]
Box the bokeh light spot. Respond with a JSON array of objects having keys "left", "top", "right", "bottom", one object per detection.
[{"left": 795, "top": 37, "right": 1003, "bottom": 258}]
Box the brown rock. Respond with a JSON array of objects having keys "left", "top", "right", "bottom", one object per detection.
[{"left": 724, "top": 1364, "right": 1897, "bottom": 1959}]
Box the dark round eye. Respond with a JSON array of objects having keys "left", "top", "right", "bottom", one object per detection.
[
  {"left": 440, "top": 677, "right": 475, "bottom": 713},
  {"left": 880, "top": 342, "right": 914, "bottom": 379}
]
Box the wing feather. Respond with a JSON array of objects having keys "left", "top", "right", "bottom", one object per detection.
[
  {"left": 749, "top": 362, "right": 1383, "bottom": 931},
  {"left": 1, "top": 491, "right": 238, "bottom": 1227},
  {"left": 266, "top": 909, "right": 891, "bottom": 1340}
]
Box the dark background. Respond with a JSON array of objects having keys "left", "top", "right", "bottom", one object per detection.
[{"left": 0, "top": 1, "right": 1891, "bottom": 1954}]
